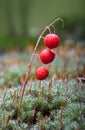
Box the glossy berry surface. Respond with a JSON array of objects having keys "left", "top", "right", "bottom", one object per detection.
[
  {"left": 40, "top": 49, "right": 55, "bottom": 64},
  {"left": 36, "top": 66, "right": 49, "bottom": 80},
  {"left": 44, "top": 33, "right": 60, "bottom": 49}
]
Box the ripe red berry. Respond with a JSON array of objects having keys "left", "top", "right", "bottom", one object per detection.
[
  {"left": 44, "top": 33, "right": 60, "bottom": 49},
  {"left": 40, "top": 49, "right": 55, "bottom": 64},
  {"left": 36, "top": 66, "right": 49, "bottom": 80}
]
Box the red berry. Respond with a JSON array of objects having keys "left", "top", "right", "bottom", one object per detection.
[
  {"left": 40, "top": 49, "right": 55, "bottom": 64},
  {"left": 44, "top": 33, "right": 60, "bottom": 49},
  {"left": 36, "top": 66, "right": 49, "bottom": 80}
]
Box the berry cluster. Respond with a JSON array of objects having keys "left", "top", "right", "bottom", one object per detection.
[
  {"left": 19, "top": 18, "right": 64, "bottom": 109},
  {"left": 36, "top": 33, "right": 60, "bottom": 80}
]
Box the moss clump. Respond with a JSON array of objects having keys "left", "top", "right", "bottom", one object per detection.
[{"left": 0, "top": 80, "right": 85, "bottom": 130}]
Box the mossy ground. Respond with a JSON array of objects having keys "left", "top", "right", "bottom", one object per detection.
[
  {"left": 0, "top": 42, "right": 85, "bottom": 130},
  {"left": 0, "top": 79, "right": 85, "bottom": 130}
]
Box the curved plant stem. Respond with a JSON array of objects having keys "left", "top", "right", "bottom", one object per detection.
[
  {"left": 18, "top": 17, "right": 64, "bottom": 112},
  {"left": 45, "top": 26, "right": 51, "bottom": 33},
  {"left": 50, "top": 24, "right": 56, "bottom": 34}
]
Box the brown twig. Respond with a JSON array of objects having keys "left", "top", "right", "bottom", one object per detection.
[
  {"left": 2, "top": 92, "right": 7, "bottom": 103},
  {"left": 59, "top": 105, "right": 63, "bottom": 130},
  {"left": 18, "top": 18, "right": 64, "bottom": 113},
  {"left": 65, "top": 74, "right": 68, "bottom": 100}
]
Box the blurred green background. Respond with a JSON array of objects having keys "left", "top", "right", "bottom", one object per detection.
[{"left": 0, "top": 0, "right": 85, "bottom": 50}]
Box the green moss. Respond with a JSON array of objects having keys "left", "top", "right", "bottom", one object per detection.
[{"left": 0, "top": 80, "right": 85, "bottom": 130}]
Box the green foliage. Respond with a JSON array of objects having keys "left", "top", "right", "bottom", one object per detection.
[{"left": 0, "top": 80, "right": 85, "bottom": 130}]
